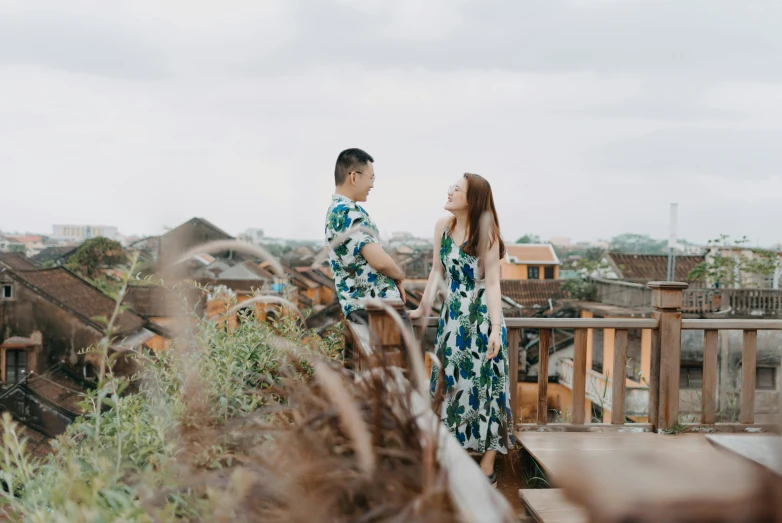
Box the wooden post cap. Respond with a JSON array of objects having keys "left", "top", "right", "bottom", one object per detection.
[
  {"left": 365, "top": 299, "right": 406, "bottom": 313},
  {"left": 647, "top": 281, "right": 689, "bottom": 290},
  {"left": 648, "top": 281, "right": 688, "bottom": 310}
]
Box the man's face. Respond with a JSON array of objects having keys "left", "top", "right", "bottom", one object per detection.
[{"left": 350, "top": 162, "right": 375, "bottom": 202}]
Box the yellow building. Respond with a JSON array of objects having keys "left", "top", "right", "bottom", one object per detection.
[{"left": 501, "top": 244, "right": 561, "bottom": 280}]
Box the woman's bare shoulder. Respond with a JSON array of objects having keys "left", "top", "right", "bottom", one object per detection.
[{"left": 434, "top": 216, "right": 451, "bottom": 232}]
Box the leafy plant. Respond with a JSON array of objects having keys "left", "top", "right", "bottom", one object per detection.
[
  {"left": 688, "top": 234, "right": 779, "bottom": 288},
  {"left": 66, "top": 237, "right": 126, "bottom": 280},
  {"left": 515, "top": 234, "right": 541, "bottom": 244},
  {"left": 609, "top": 233, "right": 668, "bottom": 255}
]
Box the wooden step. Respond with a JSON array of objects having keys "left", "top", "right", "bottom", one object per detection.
[
  {"left": 519, "top": 489, "right": 587, "bottom": 523},
  {"left": 707, "top": 434, "right": 782, "bottom": 477}
]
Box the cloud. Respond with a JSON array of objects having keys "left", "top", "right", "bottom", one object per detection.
[
  {"left": 0, "top": 0, "right": 780, "bottom": 246},
  {"left": 239, "top": 0, "right": 782, "bottom": 80},
  {"left": 591, "top": 127, "right": 782, "bottom": 180}
]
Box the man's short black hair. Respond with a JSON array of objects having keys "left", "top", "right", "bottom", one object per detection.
[{"left": 335, "top": 148, "right": 374, "bottom": 185}]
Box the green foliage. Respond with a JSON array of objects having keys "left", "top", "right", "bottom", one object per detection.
[
  {"left": 609, "top": 233, "right": 668, "bottom": 255},
  {"left": 0, "top": 304, "right": 340, "bottom": 521},
  {"left": 687, "top": 234, "right": 779, "bottom": 288},
  {"left": 515, "top": 234, "right": 541, "bottom": 244},
  {"left": 560, "top": 248, "right": 610, "bottom": 300},
  {"left": 66, "top": 237, "right": 126, "bottom": 280},
  {"left": 562, "top": 278, "right": 597, "bottom": 301},
  {"left": 261, "top": 243, "right": 293, "bottom": 257}
]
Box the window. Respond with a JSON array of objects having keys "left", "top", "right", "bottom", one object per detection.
[
  {"left": 544, "top": 266, "right": 555, "bottom": 279},
  {"left": 757, "top": 367, "right": 776, "bottom": 390},
  {"left": 5, "top": 350, "right": 28, "bottom": 384},
  {"left": 1, "top": 285, "right": 12, "bottom": 299},
  {"left": 680, "top": 364, "right": 703, "bottom": 389},
  {"left": 527, "top": 266, "right": 540, "bottom": 280}
]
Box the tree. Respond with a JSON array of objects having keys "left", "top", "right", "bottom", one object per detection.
[
  {"left": 515, "top": 234, "right": 541, "bottom": 244},
  {"left": 66, "top": 237, "right": 127, "bottom": 280},
  {"left": 609, "top": 233, "right": 667, "bottom": 255},
  {"left": 688, "top": 235, "right": 779, "bottom": 288},
  {"left": 561, "top": 248, "right": 611, "bottom": 301}
]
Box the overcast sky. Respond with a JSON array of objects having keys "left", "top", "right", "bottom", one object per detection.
[{"left": 1, "top": 0, "right": 780, "bottom": 246}]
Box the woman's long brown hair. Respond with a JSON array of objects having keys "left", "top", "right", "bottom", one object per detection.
[{"left": 449, "top": 173, "right": 506, "bottom": 259}]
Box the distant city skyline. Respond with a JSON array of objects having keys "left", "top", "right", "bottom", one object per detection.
[{"left": 1, "top": 220, "right": 779, "bottom": 251}]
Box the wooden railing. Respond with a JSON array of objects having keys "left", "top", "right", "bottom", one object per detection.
[
  {"left": 559, "top": 359, "right": 649, "bottom": 417},
  {"left": 682, "top": 288, "right": 782, "bottom": 315},
  {"left": 408, "top": 281, "right": 782, "bottom": 433},
  {"left": 680, "top": 318, "right": 782, "bottom": 425},
  {"left": 594, "top": 278, "right": 782, "bottom": 316}
]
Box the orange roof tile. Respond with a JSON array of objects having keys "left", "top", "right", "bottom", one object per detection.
[{"left": 505, "top": 244, "right": 559, "bottom": 265}]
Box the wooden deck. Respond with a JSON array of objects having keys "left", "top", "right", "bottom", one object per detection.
[
  {"left": 707, "top": 434, "right": 782, "bottom": 477},
  {"left": 519, "top": 489, "right": 587, "bottom": 523},
  {"left": 517, "top": 431, "right": 779, "bottom": 522}
]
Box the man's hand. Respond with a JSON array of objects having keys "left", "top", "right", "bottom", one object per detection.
[
  {"left": 395, "top": 279, "right": 406, "bottom": 304},
  {"left": 487, "top": 329, "right": 501, "bottom": 360}
]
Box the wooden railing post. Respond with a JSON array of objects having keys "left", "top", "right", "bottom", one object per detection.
[
  {"left": 648, "top": 281, "right": 688, "bottom": 432},
  {"left": 507, "top": 328, "right": 520, "bottom": 425},
  {"left": 740, "top": 330, "right": 758, "bottom": 424},
  {"left": 361, "top": 300, "right": 407, "bottom": 371},
  {"left": 571, "top": 329, "right": 588, "bottom": 424},
  {"left": 537, "top": 329, "right": 551, "bottom": 425},
  {"left": 701, "top": 330, "right": 718, "bottom": 424}
]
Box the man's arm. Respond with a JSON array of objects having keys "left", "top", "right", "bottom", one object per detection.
[{"left": 360, "top": 243, "right": 405, "bottom": 281}]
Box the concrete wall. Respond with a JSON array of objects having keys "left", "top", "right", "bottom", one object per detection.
[
  {"left": 594, "top": 279, "right": 652, "bottom": 309},
  {"left": 0, "top": 284, "right": 103, "bottom": 376}
]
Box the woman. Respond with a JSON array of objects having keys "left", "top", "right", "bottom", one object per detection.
[{"left": 409, "top": 173, "right": 513, "bottom": 486}]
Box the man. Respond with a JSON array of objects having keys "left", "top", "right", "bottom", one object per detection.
[{"left": 324, "top": 148, "right": 407, "bottom": 352}]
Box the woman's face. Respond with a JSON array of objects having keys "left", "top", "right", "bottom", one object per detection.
[{"left": 444, "top": 176, "right": 468, "bottom": 213}]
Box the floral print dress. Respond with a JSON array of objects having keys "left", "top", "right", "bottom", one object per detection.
[{"left": 430, "top": 228, "right": 514, "bottom": 454}]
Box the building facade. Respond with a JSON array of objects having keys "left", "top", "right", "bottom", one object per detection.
[{"left": 52, "top": 225, "right": 119, "bottom": 242}]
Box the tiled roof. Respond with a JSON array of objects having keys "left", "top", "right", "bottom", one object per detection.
[
  {"left": 248, "top": 262, "right": 276, "bottom": 280},
  {"left": 26, "top": 367, "right": 89, "bottom": 416},
  {"left": 295, "top": 268, "right": 336, "bottom": 291},
  {"left": 0, "top": 253, "right": 39, "bottom": 271},
  {"left": 162, "top": 217, "right": 233, "bottom": 241},
  {"left": 505, "top": 244, "right": 559, "bottom": 265},
  {"left": 10, "top": 268, "right": 145, "bottom": 334},
  {"left": 6, "top": 235, "right": 43, "bottom": 245},
  {"left": 608, "top": 252, "right": 705, "bottom": 283},
  {"left": 304, "top": 301, "right": 342, "bottom": 332},
  {"left": 124, "top": 284, "right": 204, "bottom": 318},
  {"left": 282, "top": 265, "right": 319, "bottom": 289},
  {"left": 297, "top": 293, "right": 314, "bottom": 307},
  {"left": 32, "top": 246, "right": 78, "bottom": 265},
  {"left": 399, "top": 250, "right": 434, "bottom": 279},
  {"left": 0, "top": 422, "right": 54, "bottom": 459},
  {"left": 500, "top": 280, "right": 569, "bottom": 308}
]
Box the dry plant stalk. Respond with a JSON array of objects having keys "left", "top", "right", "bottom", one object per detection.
[{"left": 161, "top": 349, "right": 460, "bottom": 523}]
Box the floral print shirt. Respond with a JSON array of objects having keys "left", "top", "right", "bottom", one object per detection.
[{"left": 324, "top": 194, "right": 401, "bottom": 318}]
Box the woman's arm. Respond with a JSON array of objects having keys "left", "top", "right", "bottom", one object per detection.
[
  {"left": 408, "top": 217, "right": 449, "bottom": 319},
  {"left": 484, "top": 238, "right": 503, "bottom": 359}
]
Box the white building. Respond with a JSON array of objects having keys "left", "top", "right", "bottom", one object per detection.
[
  {"left": 238, "top": 228, "right": 265, "bottom": 246},
  {"left": 52, "top": 225, "right": 120, "bottom": 242}
]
